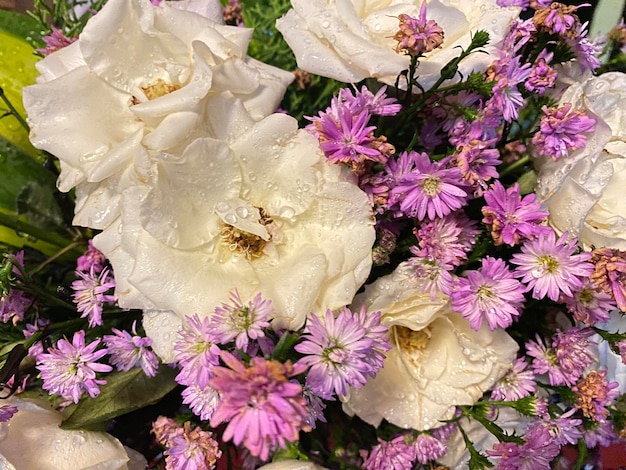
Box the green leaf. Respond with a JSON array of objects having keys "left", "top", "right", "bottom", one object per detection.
[
  {"left": 61, "top": 365, "right": 179, "bottom": 430},
  {"left": 0, "top": 11, "right": 42, "bottom": 160}
]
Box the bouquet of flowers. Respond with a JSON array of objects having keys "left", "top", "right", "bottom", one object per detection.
[{"left": 1, "top": 0, "right": 626, "bottom": 468}]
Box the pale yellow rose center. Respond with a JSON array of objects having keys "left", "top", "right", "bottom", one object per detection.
[
  {"left": 220, "top": 208, "right": 273, "bottom": 259},
  {"left": 393, "top": 325, "right": 431, "bottom": 352},
  {"left": 142, "top": 79, "right": 181, "bottom": 100}
]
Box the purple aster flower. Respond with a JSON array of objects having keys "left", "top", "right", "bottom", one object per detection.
[
  {"left": 209, "top": 290, "right": 272, "bottom": 352},
  {"left": 71, "top": 266, "right": 116, "bottom": 328},
  {"left": 525, "top": 50, "right": 557, "bottom": 95},
  {"left": 36, "top": 26, "right": 77, "bottom": 55},
  {"left": 574, "top": 369, "right": 619, "bottom": 422},
  {"left": 591, "top": 248, "right": 626, "bottom": 312},
  {"left": 352, "top": 306, "right": 391, "bottom": 370},
  {"left": 585, "top": 420, "right": 618, "bottom": 448},
  {"left": 174, "top": 314, "right": 221, "bottom": 388},
  {"left": 563, "top": 281, "right": 615, "bottom": 326},
  {"left": 451, "top": 256, "right": 525, "bottom": 330},
  {"left": 295, "top": 307, "right": 388, "bottom": 400},
  {"left": 23, "top": 318, "right": 50, "bottom": 358},
  {"left": 36, "top": 330, "right": 112, "bottom": 404},
  {"left": 76, "top": 239, "right": 106, "bottom": 273},
  {"left": 308, "top": 106, "right": 386, "bottom": 165},
  {"left": 209, "top": 352, "right": 310, "bottom": 461},
  {"left": 617, "top": 339, "right": 626, "bottom": 365},
  {"left": 340, "top": 85, "right": 402, "bottom": 117},
  {"left": 302, "top": 385, "right": 327, "bottom": 429},
  {"left": 389, "top": 151, "right": 468, "bottom": 220},
  {"left": 453, "top": 135, "right": 501, "bottom": 195},
  {"left": 363, "top": 435, "right": 417, "bottom": 470},
  {"left": 541, "top": 408, "right": 583, "bottom": 446},
  {"left": 566, "top": 22, "right": 602, "bottom": 72},
  {"left": 486, "top": 54, "right": 531, "bottom": 122},
  {"left": 0, "top": 289, "right": 32, "bottom": 325},
  {"left": 532, "top": 103, "right": 596, "bottom": 160},
  {"left": 511, "top": 230, "right": 594, "bottom": 302},
  {"left": 525, "top": 334, "right": 568, "bottom": 386},
  {"left": 413, "top": 213, "right": 479, "bottom": 267},
  {"left": 414, "top": 433, "right": 446, "bottom": 464},
  {"left": 502, "top": 18, "right": 537, "bottom": 53},
  {"left": 163, "top": 422, "right": 222, "bottom": 470},
  {"left": 535, "top": 2, "right": 580, "bottom": 36},
  {"left": 152, "top": 416, "right": 180, "bottom": 447},
  {"left": 103, "top": 322, "right": 159, "bottom": 377},
  {"left": 482, "top": 181, "right": 550, "bottom": 247},
  {"left": 0, "top": 405, "right": 18, "bottom": 423},
  {"left": 181, "top": 384, "right": 220, "bottom": 421},
  {"left": 407, "top": 254, "right": 456, "bottom": 298},
  {"left": 392, "top": 3, "right": 444, "bottom": 57},
  {"left": 487, "top": 421, "right": 560, "bottom": 469},
  {"left": 490, "top": 357, "right": 537, "bottom": 401}
]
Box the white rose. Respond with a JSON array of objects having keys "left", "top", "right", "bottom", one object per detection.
[
  {"left": 342, "top": 263, "right": 518, "bottom": 431},
  {"left": 0, "top": 396, "right": 146, "bottom": 470},
  {"left": 535, "top": 72, "right": 626, "bottom": 250},
  {"left": 23, "top": 0, "right": 293, "bottom": 230},
  {"left": 93, "top": 96, "right": 375, "bottom": 358},
  {"left": 275, "top": 0, "right": 519, "bottom": 88}
]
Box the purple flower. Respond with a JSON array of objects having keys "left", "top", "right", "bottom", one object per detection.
[
  {"left": 487, "top": 421, "right": 560, "bottom": 469},
  {"left": 103, "top": 323, "right": 159, "bottom": 377},
  {"left": 209, "top": 290, "right": 272, "bottom": 352},
  {"left": 390, "top": 151, "right": 467, "bottom": 220},
  {"left": 363, "top": 435, "right": 417, "bottom": 470},
  {"left": 453, "top": 135, "right": 501, "bottom": 195},
  {"left": 482, "top": 181, "right": 550, "bottom": 247},
  {"left": 174, "top": 314, "right": 221, "bottom": 388},
  {"left": 563, "top": 281, "right": 615, "bottom": 326},
  {"left": 0, "top": 289, "right": 31, "bottom": 325},
  {"left": 295, "top": 307, "right": 388, "bottom": 400},
  {"left": 23, "top": 318, "right": 50, "bottom": 358},
  {"left": 392, "top": 3, "right": 444, "bottom": 57},
  {"left": 525, "top": 50, "right": 557, "bottom": 94},
  {"left": 163, "top": 422, "right": 222, "bottom": 470},
  {"left": 36, "top": 26, "right": 77, "bottom": 55},
  {"left": 71, "top": 266, "right": 116, "bottom": 328},
  {"left": 181, "top": 384, "right": 220, "bottom": 421},
  {"left": 512, "top": 231, "right": 594, "bottom": 302},
  {"left": 486, "top": 54, "right": 531, "bottom": 122},
  {"left": 36, "top": 330, "right": 112, "bottom": 404},
  {"left": 209, "top": 352, "right": 310, "bottom": 461},
  {"left": 414, "top": 433, "right": 446, "bottom": 464},
  {"left": 490, "top": 357, "right": 536, "bottom": 401},
  {"left": 532, "top": 103, "right": 596, "bottom": 160},
  {"left": 0, "top": 405, "right": 18, "bottom": 423},
  {"left": 591, "top": 248, "right": 626, "bottom": 312},
  {"left": 340, "top": 85, "right": 401, "bottom": 116},
  {"left": 407, "top": 254, "right": 456, "bottom": 298},
  {"left": 585, "top": 420, "right": 618, "bottom": 448},
  {"left": 76, "top": 239, "right": 106, "bottom": 273},
  {"left": 414, "top": 213, "right": 479, "bottom": 267},
  {"left": 451, "top": 256, "right": 525, "bottom": 330},
  {"left": 541, "top": 408, "right": 583, "bottom": 446},
  {"left": 574, "top": 370, "right": 619, "bottom": 422},
  {"left": 566, "top": 22, "right": 602, "bottom": 72}
]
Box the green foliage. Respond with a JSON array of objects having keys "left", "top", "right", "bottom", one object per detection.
[
  {"left": 28, "top": 0, "right": 108, "bottom": 38},
  {"left": 61, "top": 365, "right": 179, "bottom": 430}
]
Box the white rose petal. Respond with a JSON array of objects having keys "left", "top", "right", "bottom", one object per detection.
[
  {"left": 0, "top": 397, "right": 145, "bottom": 470},
  {"left": 342, "top": 263, "right": 518, "bottom": 431},
  {"left": 276, "top": 0, "right": 519, "bottom": 88},
  {"left": 257, "top": 461, "right": 327, "bottom": 470},
  {"left": 535, "top": 72, "right": 626, "bottom": 250},
  {"left": 23, "top": 0, "right": 293, "bottom": 231},
  {"left": 92, "top": 96, "right": 375, "bottom": 347}
]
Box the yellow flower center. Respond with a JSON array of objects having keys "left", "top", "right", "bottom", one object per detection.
[
  {"left": 394, "top": 325, "right": 431, "bottom": 352},
  {"left": 220, "top": 208, "right": 273, "bottom": 259}
]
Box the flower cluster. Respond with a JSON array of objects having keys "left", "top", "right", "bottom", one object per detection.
[{"left": 0, "top": 0, "right": 625, "bottom": 468}]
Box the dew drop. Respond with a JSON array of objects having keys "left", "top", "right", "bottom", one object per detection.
[{"left": 236, "top": 206, "right": 250, "bottom": 218}]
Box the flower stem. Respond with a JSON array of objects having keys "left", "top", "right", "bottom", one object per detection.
[{"left": 0, "top": 87, "right": 30, "bottom": 133}]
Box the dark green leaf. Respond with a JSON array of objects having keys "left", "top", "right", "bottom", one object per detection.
[
  {"left": 61, "top": 365, "right": 178, "bottom": 430},
  {"left": 0, "top": 9, "right": 43, "bottom": 48}
]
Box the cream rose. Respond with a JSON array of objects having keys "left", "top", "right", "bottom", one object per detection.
[
  {"left": 342, "top": 263, "right": 518, "bottom": 431},
  {"left": 275, "top": 0, "right": 519, "bottom": 88},
  {"left": 92, "top": 95, "right": 375, "bottom": 357},
  {"left": 535, "top": 72, "right": 626, "bottom": 250},
  {"left": 23, "top": 0, "right": 293, "bottom": 230},
  {"left": 0, "top": 396, "right": 146, "bottom": 470}
]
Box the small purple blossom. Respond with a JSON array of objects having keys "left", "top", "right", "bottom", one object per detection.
[
  {"left": 363, "top": 435, "right": 417, "bottom": 470},
  {"left": 487, "top": 421, "right": 560, "bottom": 469},
  {"left": 340, "top": 85, "right": 401, "bottom": 116},
  {"left": 0, "top": 405, "right": 18, "bottom": 423},
  {"left": 72, "top": 266, "right": 116, "bottom": 328},
  {"left": 566, "top": 22, "right": 602, "bottom": 72},
  {"left": 585, "top": 420, "right": 618, "bottom": 448},
  {"left": 525, "top": 50, "right": 557, "bottom": 95},
  {"left": 76, "top": 239, "right": 106, "bottom": 273},
  {"left": 532, "top": 103, "right": 596, "bottom": 160},
  {"left": 486, "top": 54, "right": 531, "bottom": 122},
  {"left": 563, "top": 281, "right": 615, "bottom": 326},
  {"left": 414, "top": 433, "right": 446, "bottom": 464},
  {"left": 389, "top": 151, "right": 468, "bottom": 220},
  {"left": 541, "top": 408, "right": 583, "bottom": 446},
  {"left": 482, "top": 181, "right": 550, "bottom": 247},
  {"left": 490, "top": 357, "right": 537, "bottom": 401},
  {"left": 23, "top": 318, "right": 50, "bottom": 358},
  {"left": 36, "top": 26, "right": 77, "bottom": 55},
  {"left": 36, "top": 330, "right": 112, "bottom": 404},
  {"left": 451, "top": 256, "right": 525, "bottom": 330},
  {"left": 210, "top": 290, "right": 272, "bottom": 352},
  {"left": 511, "top": 231, "right": 594, "bottom": 302},
  {"left": 0, "top": 289, "right": 32, "bottom": 325},
  {"left": 574, "top": 369, "right": 619, "bottom": 422},
  {"left": 162, "top": 422, "right": 222, "bottom": 470},
  {"left": 181, "top": 384, "right": 220, "bottom": 421},
  {"left": 209, "top": 352, "right": 310, "bottom": 461},
  {"left": 174, "top": 314, "right": 221, "bottom": 388},
  {"left": 392, "top": 3, "right": 444, "bottom": 57},
  {"left": 413, "top": 213, "right": 479, "bottom": 267},
  {"left": 295, "top": 307, "right": 389, "bottom": 400},
  {"left": 103, "top": 323, "right": 159, "bottom": 377}
]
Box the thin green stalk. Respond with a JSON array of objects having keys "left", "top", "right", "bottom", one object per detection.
[{"left": 0, "top": 88, "right": 29, "bottom": 133}]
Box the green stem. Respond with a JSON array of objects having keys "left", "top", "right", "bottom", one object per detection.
[
  {"left": 499, "top": 155, "right": 530, "bottom": 177},
  {"left": 0, "top": 88, "right": 29, "bottom": 134}
]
